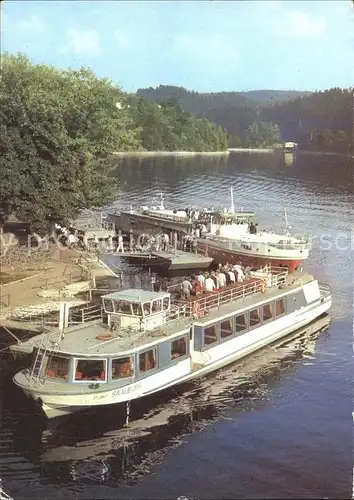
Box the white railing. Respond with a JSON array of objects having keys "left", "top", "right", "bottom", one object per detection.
[
  {"left": 204, "top": 233, "right": 310, "bottom": 250},
  {"left": 142, "top": 210, "right": 192, "bottom": 224}
]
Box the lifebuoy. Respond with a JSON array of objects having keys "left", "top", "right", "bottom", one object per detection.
[
  {"left": 101, "top": 212, "right": 108, "bottom": 219},
  {"left": 96, "top": 333, "right": 114, "bottom": 341}
]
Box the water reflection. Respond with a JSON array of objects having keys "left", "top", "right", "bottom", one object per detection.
[{"left": 2, "top": 315, "right": 330, "bottom": 489}]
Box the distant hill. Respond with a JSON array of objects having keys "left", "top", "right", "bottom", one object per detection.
[
  {"left": 136, "top": 85, "right": 352, "bottom": 154},
  {"left": 135, "top": 85, "right": 312, "bottom": 136},
  {"left": 240, "top": 90, "right": 313, "bottom": 105}
]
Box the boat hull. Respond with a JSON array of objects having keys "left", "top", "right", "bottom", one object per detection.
[
  {"left": 197, "top": 240, "right": 305, "bottom": 272},
  {"left": 14, "top": 292, "right": 331, "bottom": 419}
]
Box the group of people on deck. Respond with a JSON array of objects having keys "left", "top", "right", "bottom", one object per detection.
[{"left": 180, "top": 262, "right": 251, "bottom": 300}]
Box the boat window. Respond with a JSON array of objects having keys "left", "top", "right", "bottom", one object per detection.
[
  {"left": 163, "top": 297, "right": 170, "bottom": 310},
  {"left": 204, "top": 325, "right": 218, "bottom": 345},
  {"left": 112, "top": 357, "right": 134, "bottom": 379},
  {"left": 275, "top": 299, "right": 285, "bottom": 316},
  {"left": 131, "top": 302, "right": 142, "bottom": 316},
  {"left": 236, "top": 313, "right": 247, "bottom": 332},
  {"left": 263, "top": 303, "right": 273, "bottom": 321},
  {"left": 220, "top": 319, "right": 233, "bottom": 340},
  {"left": 45, "top": 355, "right": 69, "bottom": 380},
  {"left": 103, "top": 299, "right": 114, "bottom": 313},
  {"left": 139, "top": 348, "right": 157, "bottom": 372},
  {"left": 143, "top": 302, "right": 151, "bottom": 316},
  {"left": 171, "top": 335, "right": 187, "bottom": 359},
  {"left": 250, "top": 308, "right": 260, "bottom": 327},
  {"left": 74, "top": 359, "right": 106, "bottom": 382},
  {"left": 115, "top": 300, "right": 132, "bottom": 315},
  {"left": 152, "top": 299, "right": 162, "bottom": 313}
]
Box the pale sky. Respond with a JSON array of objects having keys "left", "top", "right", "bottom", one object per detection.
[{"left": 2, "top": 0, "right": 353, "bottom": 92}]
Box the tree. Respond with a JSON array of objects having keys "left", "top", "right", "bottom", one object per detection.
[{"left": 0, "top": 53, "right": 141, "bottom": 231}]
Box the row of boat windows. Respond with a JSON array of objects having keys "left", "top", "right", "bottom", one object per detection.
[
  {"left": 202, "top": 297, "right": 286, "bottom": 347},
  {"left": 103, "top": 297, "right": 170, "bottom": 317},
  {"left": 42, "top": 335, "right": 188, "bottom": 382}
]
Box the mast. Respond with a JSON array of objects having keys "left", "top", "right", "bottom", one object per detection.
[{"left": 230, "top": 186, "right": 235, "bottom": 213}]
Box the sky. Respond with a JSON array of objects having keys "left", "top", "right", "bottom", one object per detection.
[{"left": 2, "top": 0, "right": 353, "bottom": 93}]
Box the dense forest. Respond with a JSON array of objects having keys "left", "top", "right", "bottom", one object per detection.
[
  {"left": 0, "top": 54, "right": 227, "bottom": 230},
  {"left": 137, "top": 85, "right": 353, "bottom": 154}
]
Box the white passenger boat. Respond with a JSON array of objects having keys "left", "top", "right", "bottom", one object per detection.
[{"left": 12, "top": 267, "right": 331, "bottom": 419}]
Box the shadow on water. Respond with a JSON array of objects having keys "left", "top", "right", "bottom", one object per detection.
[{"left": 0, "top": 315, "right": 331, "bottom": 491}]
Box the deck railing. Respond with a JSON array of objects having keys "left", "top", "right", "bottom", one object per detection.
[{"left": 173, "top": 270, "right": 288, "bottom": 318}]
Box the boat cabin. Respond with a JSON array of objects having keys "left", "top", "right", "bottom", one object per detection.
[
  {"left": 208, "top": 211, "right": 255, "bottom": 238},
  {"left": 102, "top": 289, "right": 171, "bottom": 331}
]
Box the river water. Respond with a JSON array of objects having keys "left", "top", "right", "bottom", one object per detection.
[{"left": 0, "top": 152, "right": 353, "bottom": 499}]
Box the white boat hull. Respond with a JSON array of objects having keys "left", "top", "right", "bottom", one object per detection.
[{"left": 21, "top": 294, "right": 331, "bottom": 419}]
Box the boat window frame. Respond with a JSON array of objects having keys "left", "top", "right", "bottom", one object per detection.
[
  {"left": 220, "top": 317, "right": 234, "bottom": 342},
  {"left": 275, "top": 298, "right": 286, "bottom": 317},
  {"left": 138, "top": 347, "right": 158, "bottom": 377},
  {"left": 44, "top": 354, "right": 71, "bottom": 381},
  {"left": 113, "top": 300, "right": 134, "bottom": 315},
  {"left": 111, "top": 355, "right": 135, "bottom": 380},
  {"left": 103, "top": 298, "right": 114, "bottom": 313},
  {"left": 235, "top": 312, "right": 248, "bottom": 334},
  {"left": 152, "top": 299, "right": 163, "bottom": 313},
  {"left": 142, "top": 302, "right": 152, "bottom": 317},
  {"left": 170, "top": 334, "right": 189, "bottom": 361},
  {"left": 249, "top": 307, "right": 261, "bottom": 328},
  {"left": 202, "top": 324, "right": 219, "bottom": 349},
  {"left": 262, "top": 302, "right": 273, "bottom": 323},
  {"left": 72, "top": 357, "right": 108, "bottom": 384}
]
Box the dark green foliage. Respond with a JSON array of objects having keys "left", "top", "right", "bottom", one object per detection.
[
  {"left": 127, "top": 96, "right": 228, "bottom": 152},
  {"left": 262, "top": 88, "right": 353, "bottom": 154},
  {"left": 0, "top": 55, "right": 227, "bottom": 230},
  {"left": 138, "top": 85, "right": 352, "bottom": 153}
]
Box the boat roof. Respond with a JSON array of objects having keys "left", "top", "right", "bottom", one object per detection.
[{"left": 103, "top": 289, "right": 169, "bottom": 302}]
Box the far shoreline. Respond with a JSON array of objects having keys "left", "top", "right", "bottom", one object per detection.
[{"left": 112, "top": 150, "right": 230, "bottom": 157}]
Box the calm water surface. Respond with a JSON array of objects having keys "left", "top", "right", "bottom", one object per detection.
[{"left": 0, "top": 152, "right": 353, "bottom": 499}]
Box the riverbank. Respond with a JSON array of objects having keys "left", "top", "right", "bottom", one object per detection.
[
  {"left": 228, "top": 148, "right": 276, "bottom": 154},
  {"left": 0, "top": 247, "right": 118, "bottom": 327},
  {"left": 112, "top": 150, "right": 230, "bottom": 157}
]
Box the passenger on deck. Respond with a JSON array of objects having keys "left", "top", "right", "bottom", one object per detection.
[
  {"left": 234, "top": 263, "right": 245, "bottom": 282},
  {"left": 218, "top": 269, "right": 227, "bottom": 288},
  {"left": 116, "top": 234, "right": 124, "bottom": 253},
  {"left": 106, "top": 235, "right": 114, "bottom": 252},
  {"left": 181, "top": 278, "right": 192, "bottom": 299},
  {"left": 153, "top": 277, "right": 162, "bottom": 292},
  {"left": 227, "top": 267, "right": 236, "bottom": 284},
  {"left": 197, "top": 271, "right": 205, "bottom": 290},
  {"left": 210, "top": 271, "right": 218, "bottom": 289},
  {"left": 192, "top": 278, "right": 203, "bottom": 296},
  {"left": 205, "top": 273, "right": 216, "bottom": 293}
]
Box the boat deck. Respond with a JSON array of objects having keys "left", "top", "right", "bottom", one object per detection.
[{"left": 12, "top": 271, "right": 313, "bottom": 358}]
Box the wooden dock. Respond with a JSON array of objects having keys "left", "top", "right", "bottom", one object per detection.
[
  {"left": 150, "top": 250, "right": 212, "bottom": 271},
  {"left": 104, "top": 249, "right": 213, "bottom": 271}
]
